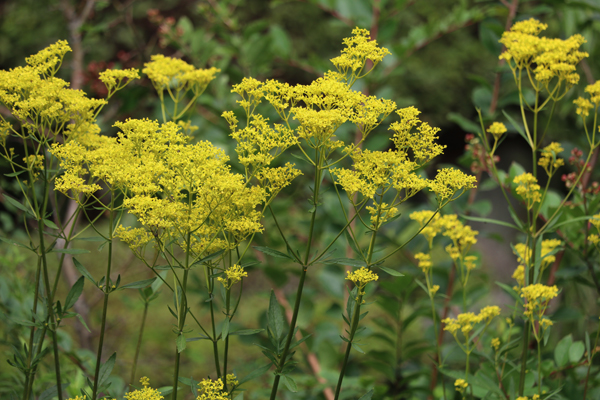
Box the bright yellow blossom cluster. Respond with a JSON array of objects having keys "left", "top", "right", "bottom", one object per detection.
[
  {"left": 218, "top": 265, "right": 248, "bottom": 290},
  {"left": 499, "top": 18, "right": 588, "bottom": 90},
  {"left": 454, "top": 378, "right": 469, "bottom": 394},
  {"left": 487, "top": 122, "right": 507, "bottom": 141},
  {"left": 443, "top": 305, "right": 501, "bottom": 339},
  {"left": 521, "top": 283, "right": 558, "bottom": 340},
  {"left": 143, "top": 54, "right": 219, "bottom": 95},
  {"left": 538, "top": 142, "right": 564, "bottom": 176},
  {"left": 124, "top": 377, "right": 164, "bottom": 400},
  {"left": 197, "top": 377, "right": 229, "bottom": 400},
  {"left": 512, "top": 239, "right": 562, "bottom": 280},
  {"left": 513, "top": 172, "right": 542, "bottom": 210},
  {"left": 330, "top": 27, "right": 391, "bottom": 82},
  {"left": 590, "top": 214, "right": 600, "bottom": 248},
  {"left": 346, "top": 267, "right": 379, "bottom": 301},
  {"left": 99, "top": 68, "right": 140, "bottom": 97}
]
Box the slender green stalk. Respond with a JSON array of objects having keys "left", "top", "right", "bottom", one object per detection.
[
  {"left": 223, "top": 288, "right": 231, "bottom": 392},
  {"left": 583, "top": 322, "right": 600, "bottom": 399},
  {"left": 537, "top": 338, "right": 542, "bottom": 395},
  {"left": 130, "top": 301, "right": 149, "bottom": 386},
  {"left": 92, "top": 202, "right": 115, "bottom": 400},
  {"left": 171, "top": 268, "right": 189, "bottom": 400},
  {"left": 334, "top": 293, "right": 364, "bottom": 400},
  {"left": 269, "top": 148, "right": 324, "bottom": 400},
  {"left": 23, "top": 257, "right": 41, "bottom": 400}
]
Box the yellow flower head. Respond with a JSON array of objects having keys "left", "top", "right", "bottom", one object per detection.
[
  {"left": 538, "top": 142, "right": 564, "bottom": 176},
  {"left": 99, "top": 68, "right": 140, "bottom": 96},
  {"left": 217, "top": 265, "right": 248, "bottom": 290},
  {"left": 513, "top": 173, "right": 541, "bottom": 210},
  {"left": 454, "top": 379, "right": 469, "bottom": 393},
  {"left": 125, "top": 377, "right": 164, "bottom": 400},
  {"left": 197, "top": 378, "right": 228, "bottom": 400},
  {"left": 487, "top": 122, "right": 507, "bottom": 140},
  {"left": 414, "top": 252, "right": 432, "bottom": 273},
  {"left": 492, "top": 337, "right": 501, "bottom": 351},
  {"left": 346, "top": 267, "right": 378, "bottom": 301},
  {"left": 330, "top": 27, "right": 391, "bottom": 77}
]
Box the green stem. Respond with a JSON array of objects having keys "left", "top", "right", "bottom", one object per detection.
[
  {"left": 518, "top": 321, "right": 531, "bottom": 396},
  {"left": 92, "top": 204, "right": 114, "bottom": 400},
  {"left": 269, "top": 148, "right": 324, "bottom": 400},
  {"left": 23, "top": 257, "right": 41, "bottom": 400},
  {"left": 223, "top": 288, "right": 231, "bottom": 392},
  {"left": 583, "top": 321, "right": 600, "bottom": 399},
  {"left": 130, "top": 300, "right": 149, "bottom": 386},
  {"left": 537, "top": 338, "right": 542, "bottom": 395},
  {"left": 172, "top": 237, "right": 191, "bottom": 400},
  {"left": 334, "top": 293, "right": 364, "bottom": 400},
  {"left": 38, "top": 218, "right": 63, "bottom": 400},
  {"left": 269, "top": 267, "right": 308, "bottom": 400},
  {"left": 209, "top": 284, "right": 222, "bottom": 380}
]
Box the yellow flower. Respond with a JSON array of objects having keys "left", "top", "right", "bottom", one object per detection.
[
  {"left": 538, "top": 142, "right": 564, "bottom": 176},
  {"left": 197, "top": 377, "right": 229, "bottom": 400},
  {"left": 346, "top": 267, "right": 379, "bottom": 301},
  {"left": 454, "top": 378, "right": 469, "bottom": 393},
  {"left": 513, "top": 173, "right": 541, "bottom": 210},
  {"left": 487, "top": 122, "right": 507, "bottom": 140},
  {"left": 491, "top": 337, "right": 501, "bottom": 351},
  {"left": 414, "top": 252, "right": 432, "bottom": 273},
  {"left": 99, "top": 68, "right": 140, "bottom": 97},
  {"left": 330, "top": 27, "right": 391, "bottom": 79},
  {"left": 125, "top": 377, "right": 164, "bottom": 400},
  {"left": 217, "top": 265, "right": 248, "bottom": 290}
]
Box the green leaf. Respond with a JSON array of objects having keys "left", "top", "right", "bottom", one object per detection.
[
  {"left": 39, "top": 384, "right": 70, "bottom": 400},
  {"left": 495, "top": 282, "right": 520, "bottom": 302},
  {"left": 379, "top": 266, "right": 404, "bottom": 277},
  {"left": 282, "top": 375, "right": 298, "bottom": 392},
  {"left": 269, "top": 24, "right": 291, "bottom": 59},
  {"left": 221, "top": 318, "right": 230, "bottom": 341},
  {"left": 502, "top": 110, "right": 529, "bottom": 145},
  {"left": 358, "top": 389, "right": 374, "bottom": 400},
  {"left": 151, "top": 271, "right": 168, "bottom": 293},
  {"left": 53, "top": 248, "right": 90, "bottom": 255},
  {"left": 98, "top": 352, "right": 116, "bottom": 386},
  {"left": 74, "top": 313, "right": 91, "bottom": 332},
  {"left": 447, "top": 112, "right": 481, "bottom": 134},
  {"left": 119, "top": 278, "right": 156, "bottom": 290},
  {"left": 195, "top": 249, "right": 225, "bottom": 264},
  {"left": 0, "top": 236, "right": 32, "bottom": 250},
  {"left": 461, "top": 214, "right": 519, "bottom": 230},
  {"left": 177, "top": 333, "right": 186, "bottom": 353},
  {"left": 64, "top": 276, "right": 84, "bottom": 311},
  {"left": 42, "top": 219, "right": 59, "bottom": 230},
  {"left": 325, "top": 258, "right": 367, "bottom": 268},
  {"left": 569, "top": 341, "right": 585, "bottom": 363},
  {"left": 229, "top": 328, "right": 264, "bottom": 336},
  {"left": 237, "top": 363, "right": 272, "bottom": 386},
  {"left": 555, "top": 334, "right": 573, "bottom": 368},
  {"left": 268, "top": 290, "right": 285, "bottom": 342},
  {"left": 73, "top": 258, "right": 96, "bottom": 285},
  {"left": 254, "top": 246, "right": 293, "bottom": 260},
  {"left": 3, "top": 194, "right": 34, "bottom": 216},
  {"left": 4, "top": 170, "right": 26, "bottom": 177}
]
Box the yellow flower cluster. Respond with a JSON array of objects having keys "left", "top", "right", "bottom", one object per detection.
[
  {"left": 346, "top": 267, "right": 379, "bottom": 301},
  {"left": 590, "top": 214, "right": 600, "bottom": 248},
  {"left": 454, "top": 379, "right": 469, "bottom": 394},
  {"left": 499, "top": 18, "right": 588, "bottom": 89},
  {"left": 520, "top": 283, "right": 558, "bottom": 340},
  {"left": 52, "top": 118, "right": 267, "bottom": 257},
  {"left": 443, "top": 305, "right": 501, "bottom": 338},
  {"left": 513, "top": 173, "right": 541, "bottom": 210},
  {"left": 217, "top": 265, "right": 248, "bottom": 290},
  {"left": 491, "top": 337, "right": 501, "bottom": 351},
  {"left": 0, "top": 42, "right": 107, "bottom": 140},
  {"left": 487, "top": 122, "right": 507, "bottom": 141},
  {"left": 516, "top": 396, "right": 540, "bottom": 400},
  {"left": 124, "top": 377, "right": 164, "bottom": 400},
  {"left": 143, "top": 54, "right": 219, "bottom": 95},
  {"left": 512, "top": 238, "right": 562, "bottom": 280},
  {"left": 414, "top": 252, "right": 432, "bottom": 273},
  {"left": 538, "top": 142, "right": 564, "bottom": 176},
  {"left": 99, "top": 68, "right": 140, "bottom": 97},
  {"left": 330, "top": 27, "right": 391, "bottom": 80},
  {"left": 197, "top": 377, "right": 229, "bottom": 400}
]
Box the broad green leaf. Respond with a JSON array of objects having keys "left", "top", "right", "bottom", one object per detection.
[
  {"left": 3, "top": 194, "right": 34, "bottom": 216},
  {"left": 502, "top": 110, "right": 529, "bottom": 145},
  {"left": 221, "top": 318, "right": 230, "bottom": 341},
  {"left": 229, "top": 329, "right": 264, "bottom": 336},
  {"left": 177, "top": 333, "right": 186, "bottom": 353},
  {"left": 64, "top": 276, "right": 84, "bottom": 311},
  {"left": 98, "top": 352, "right": 116, "bottom": 386},
  {"left": 461, "top": 214, "right": 519, "bottom": 230},
  {"left": 268, "top": 290, "right": 285, "bottom": 341},
  {"left": 358, "top": 389, "right": 374, "bottom": 400},
  {"left": 73, "top": 258, "right": 95, "bottom": 285},
  {"left": 325, "top": 258, "right": 367, "bottom": 268},
  {"left": 119, "top": 278, "right": 156, "bottom": 290},
  {"left": 554, "top": 334, "right": 573, "bottom": 368},
  {"left": 42, "top": 219, "right": 59, "bottom": 230},
  {"left": 447, "top": 112, "right": 481, "bottom": 134},
  {"left": 282, "top": 375, "right": 298, "bottom": 392},
  {"left": 379, "top": 266, "right": 404, "bottom": 277},
  {"left": 254, "top": 246, "right": 293, "bottom": 260},
  {"left": 569, "top": 341, "right": 585, "bottom": 363}
]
